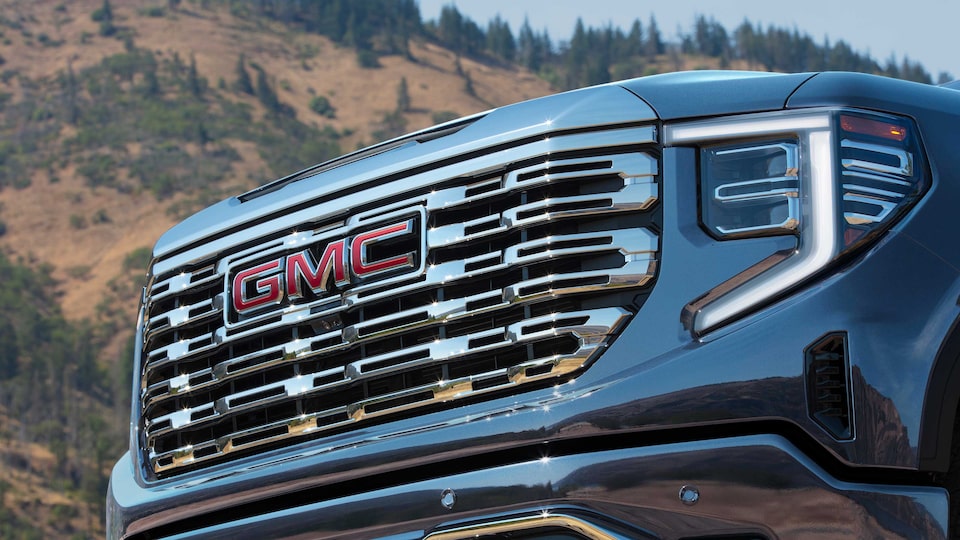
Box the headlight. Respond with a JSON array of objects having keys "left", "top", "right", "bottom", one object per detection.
[
  {"left": 701, "top": 140, "right": 800, "bottom": 239},
  {"left": 666, "top": 109, "right": 927, "bottom": 335}
]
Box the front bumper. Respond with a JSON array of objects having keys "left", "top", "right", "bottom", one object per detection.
[{"left": 109, "top": 434, "right": 947, "bottom": 539}]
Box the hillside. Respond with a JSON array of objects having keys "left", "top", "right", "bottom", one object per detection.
[
  {"left": 0, "top": 1, "right": 551, "bottom": 537},
  {"left": 0, "top": 0, "right": 550, "bottom": 323}
]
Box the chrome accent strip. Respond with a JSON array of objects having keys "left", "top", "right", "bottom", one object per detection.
[
  {"left": 709, "top": 142, "right": 801, "bottom": 236},
  {"left": 843, "top": 193, "right": 899, "bottom": 225},
  {"left": 841, "top": 139, "right": 913, "bottom": 176},
  {"left": 664, "top": 113, "right": 830, "bottom": 143},
  {"left": 424, "top": 512, "right": 628, "bottom": 540},
  {"left": 149, "top": 267, "right": 220, "bottom": 303},
  {"left": 110, "top": 434, "right": 949, "bottom": 539},
  {"left": 841, "top": 169, "right": 911, "bottom": 187}
]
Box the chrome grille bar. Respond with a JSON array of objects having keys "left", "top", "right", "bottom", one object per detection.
[
  {"left": 147, "top": 307, "right": 631, "bottom": 471},
  {"left": 139, "top": 122, "right": 662, "bottom": 476}
]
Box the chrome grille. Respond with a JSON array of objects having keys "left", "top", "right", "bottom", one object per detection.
[{"left": 139, "top": 125, "right": 661, "bottom": 476}]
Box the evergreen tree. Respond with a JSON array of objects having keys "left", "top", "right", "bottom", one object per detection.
[
  {"left": 733, "top": 20, "right": 757, "bottom": 62},
  {"left": 436, "top": 5, "right": 484, "bottom": 56},
  {"left": 885, "top": 54, "right": 901, "bottom": 80},
  {"left": 626, "top": 19, "right": 643, "bottom": 58},
  {"left": 96, "top": 0, "right": 116, "bottom": 36},
  {"left": 463, "top": 69, "right": 476, "bottom": 97},
  {"left": 100, "top": 0, "right": 113, "bottom": 20},
  {"left": 142, "top": 55, "right": 160, "bottom": 97},
  {"left": 196, "top": 121, "right": 210, "bottom": 146},
  {"left": 645, "top": 15, "right": 664, "bottom": 58},
  {"left": 187, "top": 53, "right": 202, "bottom": 98},
  {"left": 693, "top": 15, "right": 729, "bottom": 57},
  {"left": 235, "top": 54, "right": 254, "bottom": 95},
  {"left": 91, "top": 0, "right": 113, "bottom": 22},
  {"left": 517, "top": 18, "right": 547, "bottom": 72},
  {"left": 396, "top": 76, "right": 410, "bottom": 113},
  {"left": 565, "top": 18, "right": 589, "bottom": 88},
  {"left": 486, "top": 15, "right": 516, "bottom": 61},
  {"left": 63, "top": 61, "right": 79, "bottom": 125},
  {"left": 437, "top": 5, "right": 464, "bottom": 53},
  {"left": 0, "top": 319, "right": 17, "bottom": 379},
  {"left": 255, "top": 67, "right": 281, "bottom": 113}
]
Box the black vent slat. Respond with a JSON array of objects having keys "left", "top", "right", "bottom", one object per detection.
[{"left": 805, "top": 332, "right": 853, "bottom": 440}]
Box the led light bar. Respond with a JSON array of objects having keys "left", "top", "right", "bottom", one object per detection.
[{"left": 666, "top": 109, "right": 926, "bottom": 335}]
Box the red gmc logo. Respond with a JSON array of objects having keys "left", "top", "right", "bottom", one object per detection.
[{"left": 230, "top": 219, "right": 419, "bottom": 316}]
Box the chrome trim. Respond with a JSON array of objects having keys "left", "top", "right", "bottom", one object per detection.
[
  {"left": 712, "top": 143, "right": 799, "bottom": 202},
  {"left": 841, "top": 139, "right": 913, "bottom": 177},
  {"left": 139, "top": 118, "right": 661, "bottom": 476},
  {"left": 424, "top": 512, "right": 627, "bottom": 540},
  {"left": 710, "top": 141, "right": 800, "bottom": 236},
  {"left": 842, "top": 193, "right": 899, "bottom": 224},
  {"left": 839, "top": 137, "right": 917, "bottom": 226},
  {"left": 146, "top": 308, "right": 631, "bottom": 472}
]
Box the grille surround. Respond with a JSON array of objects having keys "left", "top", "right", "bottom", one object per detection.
[{"left": 138, "top": 124, "right": 662, "bottom": 477}]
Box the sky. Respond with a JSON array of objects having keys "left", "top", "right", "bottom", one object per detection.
[{"left": 418, "top": 0, "right": 959, "bottom": 82}]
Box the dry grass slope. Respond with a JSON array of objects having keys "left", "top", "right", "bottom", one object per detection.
[
  {"left": 0, "top": 1, "right": 552, "bottom": 536},
  {"left": 0, "top": 0, "right": 552, "bottom": 322}
]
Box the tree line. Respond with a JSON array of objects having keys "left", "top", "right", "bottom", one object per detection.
[
  {"left": 0, "top": 250, "right": 118, "bottom": 532},
  {"left": 223, "top": 1, "right": 945, "bottom": 88}
]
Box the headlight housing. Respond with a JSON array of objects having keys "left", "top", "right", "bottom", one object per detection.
[{"left": 666, "top": 109, "right": 927, "bottom": 335}]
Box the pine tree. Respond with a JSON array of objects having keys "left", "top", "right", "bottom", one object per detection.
[
  {"left": 63, "top": 61, "right": 79, "bottom": 125},
  {"left": 517, "top": 18, "right": 538, "bottom": 71},
  {"left": 0, "top": 319, "right": 18, "bottom": 379},
  {"left": 255, "top": 67, "right": 281, "bottom": 113},
  {"left": 486, "top": 15, "right": 516, "bottom": 61},
  {"left": 187, "top": 53, "right": 202, "bottom": 98},
  {"left": 143, "top": 57, "right": 160, "bottom": 97},
  {"left": 645, "top": 15, "right": 664, "bottom": 59},
  {"left": 100, "top": 0, "right": 113, "bottom": 20},
  {"left": 96, "top": 0, "right": 116, "bottom": 36},
  {"left": 396, "top": 76, "right": 410, "bottom": 113},
  {"left": 235, "top": 54, "right": 254, "bottom": 95},
  {"left": 626, "top": 19, "right": 643, "bottom": 58},
  {"left": 566, "top": 18, "right": 588, "bottom": 88}
]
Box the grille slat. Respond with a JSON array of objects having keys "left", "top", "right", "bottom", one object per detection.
[
  {"left": 148, "top": 307, "right": 630, "bottom": 471},
  {"left": 139, "top": 125, "right": 662, "bottom": 476}
]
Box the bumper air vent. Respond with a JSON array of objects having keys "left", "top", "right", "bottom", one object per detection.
[{"left": 805, "top": 332, "right": 853, "bottom": 440}]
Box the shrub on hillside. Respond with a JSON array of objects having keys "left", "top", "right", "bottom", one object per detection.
[{"left": 309, "top": 96, "right": 335, "bottom": 118}]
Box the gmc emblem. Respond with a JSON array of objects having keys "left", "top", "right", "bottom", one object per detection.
[{"left": 229, "top": 218, "right": 420, "bottom": 316}]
